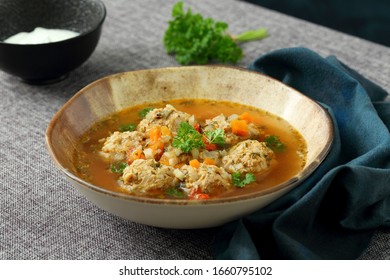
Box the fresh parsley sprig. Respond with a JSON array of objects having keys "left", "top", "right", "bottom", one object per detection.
[
  {"left": 109, "top": 162, "right": 127, "bottom": 174},
  {"left": 172, "top": 122, "right": 204, "bottom": 153},
  {"left": 163, "top": 2, "right": 268, "bottom": 65},
  {"left": 232, "top": 172, "right": 256, "bottom": 188},
  {"left": 138, "top": 107, "right": 154, "bottom": 118},
  {"left": 264, "top": 135, "right": 286, "bottom": 153},
  {"left": 119, "top": 123, "right": 136, "bottom": 132},
  {"left": 204, "top": 129, "right": 226, "bottom": 146}
]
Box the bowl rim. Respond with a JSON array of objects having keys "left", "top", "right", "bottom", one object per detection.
[
  {"left": 0, "top": 0, "right": 106, "bottom": 46},
  {"left": 45, "top": 65, "right": 334, "bottom": 206}
]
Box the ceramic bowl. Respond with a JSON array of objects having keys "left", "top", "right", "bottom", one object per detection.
[
  {"left": 0, "top": 0, "right": 106, "bottom": 84},
  {"left": 46, "top": 66, "right": 333, "bottom": 229}
]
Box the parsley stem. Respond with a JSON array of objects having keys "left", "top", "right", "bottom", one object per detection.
[{"left": 233, "top": 28, "right": 268, "bottom": 43}]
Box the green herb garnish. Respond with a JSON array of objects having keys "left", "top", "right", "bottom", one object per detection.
[
  {"left": 264, "top": 135, "right": 286, "bottom": 153},
  {"left": 172, "top": 122, "right": 204, "bottom": 153},
  {"left": 204, "top": 129, "right": 226, "bottom": 146},
  {"left": 165, "top": 187, "right": 186, "bottom": 198},
  {"left": 232, "top": 172, "right": 256, "bottom": 188},
  {"left": 138, "top": 107, "right": 154, "bottom": 118},
  {"left": 109, "top": 162, "right": 127, "bottom": 174},
  {"left": 119, "top": 123, "right": 136, "bottom": 132},
  {"left": 163, "top": 1, "right": 268, "bottom": 65}
]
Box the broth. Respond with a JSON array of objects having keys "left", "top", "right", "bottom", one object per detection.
[{"left": 74, "top": 99, "right": 307, "bottom": 199}]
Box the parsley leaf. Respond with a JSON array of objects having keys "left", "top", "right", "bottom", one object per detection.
[
  {"left": 109, "top": 162, "right": 127, "bottom": 174},
  {"left": 138, "top": 107, "right": 154, "bottom": 118},
  {"left": 163, "top": 2, "right": 267, "bottom": 65},
  {"left": 204, "top": 129, "right": 226, "bottom": 146},
  {"left": 119, "top": 123, "right": 136, "bottom": 132},
  {"left": 165, "top": 187, "right": 186, "bottom": 198},
  {"left": 172, "top": 122, "right": 204, "bottom": 153},
  {"left": 264, "top": 135, "right": 286, "bottom": 153},
  {"left": 232, "top": 172, "right": 256, "bottom": 188}
]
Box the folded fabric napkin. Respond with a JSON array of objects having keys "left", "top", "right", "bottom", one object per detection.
[{"left": 213, "top": 47, "right": 390, "bottom": 259}]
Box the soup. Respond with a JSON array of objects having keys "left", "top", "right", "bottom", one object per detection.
[{"left": 74, "top": 99, "right": 307, "bottom": 199}]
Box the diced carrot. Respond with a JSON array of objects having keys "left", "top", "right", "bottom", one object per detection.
[
  {"left": 174, "top": 162, "right": 185, "bottom": 169},
  {"left": 203, "top": 158, "right": 216, "bottom": 165},
  {"left": 133, "top": 150, "right": 145, "bottom": 159},
  {"left": 127, "top": 149, "right": 145, "bottom": 164},
  {"left": 149, "top": 126, "right": 162, "bottom": 142},
  {"left": 148, "top": 140, "right": 164, "bottom": 160},
  {"left": 149, "top": 140, "right": 164, "bottom": 151},
  {"left": 231, "top": 119, "right": 249, "bottom": 137},
  {"left": 159, "top": 154, "right": 170, "bottom": 166},
  {"left": 189, "top": 159, "right": 200, "bottom": 168},
  {"left": 160, "top": 126, "right": 171, "bottom": 137},
  {"left": 240, "top": 112, "right": 254, "bottom": 123}
]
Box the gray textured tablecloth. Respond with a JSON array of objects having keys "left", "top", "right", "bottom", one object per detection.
[{"left": 1, "top": 0, "right": 389, "bottom": 260}]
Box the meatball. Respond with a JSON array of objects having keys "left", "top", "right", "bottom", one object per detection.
[
  {"left": 100, "top": 131, "right": 145, "bottom": 162},
  {"left": 222, "top": 140, "right": 274, "bottom": 174},
  {"left": 121, "top": 159, "right": 178, "bottom": 193},
  {"left": 137, "top": 104, "right": 193, "bottom": 134},
  {"left": 180, "top": 164, "right": 232, "bottom": 195}
]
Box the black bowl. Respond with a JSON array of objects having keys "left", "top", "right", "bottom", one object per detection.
[{"left": 0, "top": 0, "right": 106, "bottom": 84}]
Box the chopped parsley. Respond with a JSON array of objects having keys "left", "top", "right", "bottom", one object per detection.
[
  {"left": 232, "top": 172, "right": 256, "bottom": 188},
  {"left": 264, "top": 135, "right": 286, "bottom": 153},
  {"left": 109, "top": 162, "right": 127, "bottom": 174},
  {"left": 204, "top": 129, "right": 226, "bottom": 146},
  {"left": 172, "top": 122, "right": 204, "bottom": 153},
  {"left": 165, "top": 187, "right": 186, "bottom": 198},
  {"left": 119, "top": 123, "right": 136, "bottom": 132}
]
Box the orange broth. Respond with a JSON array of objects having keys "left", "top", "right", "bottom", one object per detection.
[{"left": 74, "top": 99, "right": 307, "bottom": 199}]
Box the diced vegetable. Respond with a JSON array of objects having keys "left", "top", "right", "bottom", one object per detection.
[
  {"left": 239, "top": 112, "right": 254, "bottom": 123},
  {"left": 160, "top": 126, "right": 171, "bottom": 137},
  {"left": 158, "top": 154, "right": 170, "bottom": 166},
  {"left": 149, "top": 126, "right": 162, "bottom": 142},
  {"left": 231, "top": 119, "right": 249, "bottom": 137},
  {"left": 173, "top": 169, "right": 185, "bottom": 180},
  {"left": 188, "top": 187, "right": 210, "bottom": 200},
  {"left": 205, "top": 143, "right": 217, "bottom": 151},
  {"left": 203, "top": 158, "right": 216, "bottom": 165},
  {"left": 193, "top": 123, "right": 201, "bottom": 133},
  {"left": 127, "top": 149, "right": 145, "bottom": 164},
  {"left": 148, "top": 141, "right": 165, "bottom": 160},
  {"left": 189, "top": 159, "right": 200, "bottom": 168}
]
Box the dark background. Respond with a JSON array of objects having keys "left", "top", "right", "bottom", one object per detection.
[{"left": 243, "top": 0, "right": 390, "bottom": 47}]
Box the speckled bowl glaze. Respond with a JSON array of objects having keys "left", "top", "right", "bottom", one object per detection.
[
  {"left": 46, "top": 66, "right": 333, "bottom": 229},
  {"left": 0, "top": 0, "right": 106, "bottom": 84}
]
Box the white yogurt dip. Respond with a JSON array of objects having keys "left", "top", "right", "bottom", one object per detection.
[{"left": 4, "top": 27, "right": 79, "bottom": 44}]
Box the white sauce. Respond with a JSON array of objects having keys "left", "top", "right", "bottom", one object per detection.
[{"left": 3, "top": 27, "right": 79, "bottom": 44}]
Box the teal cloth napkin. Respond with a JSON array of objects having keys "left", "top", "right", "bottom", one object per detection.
[{"left": 213, "top": 47, "right": 390, "bottom": 259}]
